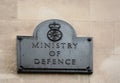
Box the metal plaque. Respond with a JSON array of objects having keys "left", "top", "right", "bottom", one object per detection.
[{"left": 17, "top": 19, "right": 93, "bottom": 74}]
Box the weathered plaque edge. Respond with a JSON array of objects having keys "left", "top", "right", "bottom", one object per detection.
[{"left": 17, "top": 36, "right": 93, "bottom": 74}]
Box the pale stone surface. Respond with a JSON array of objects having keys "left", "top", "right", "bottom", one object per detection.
[
  {"left": 91, "top": 22, "right": 114, "bottom": 55},
  {"left": 69, "top": 21, "right": 93, "bottom": 37},
  {"left": 114, "top": 22, "right": 120, "bottom": 55},
  {"left": 17, "top": 0, "right": 89, "bottom": 20},
  {"left": 88, "top": 22, "right": 119, "bottom": 83},
  {"left": 0, "top": 0, "right": 17, "bottom": 19},
  {"left": 0, "top": 0, "right": 120, "bottom": 83},
  {"left": 90, "top": 54, "right": 120, "bottom": 83},
  {"left": 90, "top": 0, "right": 120, "bottom": 21}
]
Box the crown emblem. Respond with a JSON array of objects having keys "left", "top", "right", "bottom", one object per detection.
[
  {"left": 49, "top": 22, "right": 61, "bottom": 30},
  {"left": 47, "top": 22, "right": 63, "bottom": 42}
]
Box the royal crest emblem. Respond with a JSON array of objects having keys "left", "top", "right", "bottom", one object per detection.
[{"left": 47, "top": 22, "right": 63, "bottom": 42}]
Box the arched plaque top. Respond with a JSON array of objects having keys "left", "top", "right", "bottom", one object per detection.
[
  {"left": 17, "top": 19, "right": 93, "bottom": 74},
  {"left": 33, "top": 19, "right": 76, "bottom": 42}
]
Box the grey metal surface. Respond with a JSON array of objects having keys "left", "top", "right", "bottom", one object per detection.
[{"left": 17, "top": 19, "right": 93, "bottom": 74}]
